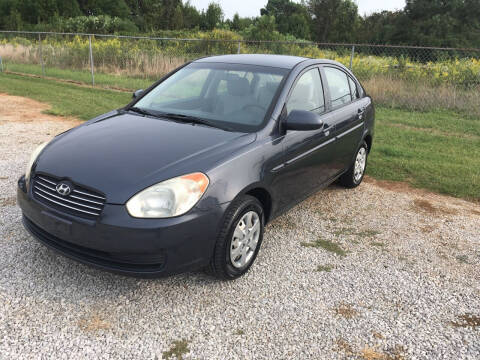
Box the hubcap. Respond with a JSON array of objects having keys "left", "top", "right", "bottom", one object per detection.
[
  {"left": 230, "top": 211, "right": 260, "bottom": 269},
  {"left": 354, "top": 147, "right": 367, "bottom": 183}
]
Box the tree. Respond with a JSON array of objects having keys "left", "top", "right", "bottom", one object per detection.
[
  {"left": 242, "top": 15, "right": 282, "bottom": 41},
  {"left": 308, "top": 0, "right": 359, "bottom": 42},
  {"left": 203, "top": 2, "right": 223, "bottom": 30},
  {"left": 357, "top": 11, "right": 410, "bottom": 45},
  {"left": 171, "top": 3, "right": 184, "bottom": 29},
  {"left": 4, "top": 7, "right": 23, "bottom": 30},
  {"left": 77, "top": 0, "right": 131, "bottom": 18},
  {"left": 261, "top": 0, "right": 311, "bottom": 39},
  {"left": 401, "top": 0, "right": 480, "bottom": 47},
  {"left": 230, "top": 12, "right": 254, "bottom": 32},
  {"left": 182, "top": 1, "right": 202, "bottom": 29}
]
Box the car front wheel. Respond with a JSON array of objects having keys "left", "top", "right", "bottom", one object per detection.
[
  {"left": 208, "top": 195, "right": 264, "bottom": 280},
  {"left": 339, "top": 141, "right": 368, "bottom": 188}
]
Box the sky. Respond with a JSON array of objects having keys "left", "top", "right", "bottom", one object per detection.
[{"left": 188, "top": 0, "right": 406, "bottom": 19}]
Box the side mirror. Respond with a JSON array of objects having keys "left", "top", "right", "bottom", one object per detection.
[
  {"left": 285, "top": 110, "right": 324, "bottom": 131},
  {"left": 132, "top": 89, "right": 144, "bottom": 99}
]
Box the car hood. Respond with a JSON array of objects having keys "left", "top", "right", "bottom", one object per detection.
[{"left": 35, "top": 112, "right": 255, "bottom": 204}]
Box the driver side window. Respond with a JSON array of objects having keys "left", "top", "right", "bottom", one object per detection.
[{"left": 287, "top": 68, "right": 325, "bottom": 115}]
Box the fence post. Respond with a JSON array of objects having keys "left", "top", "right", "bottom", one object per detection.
[
  {"left": 88, "top": 35, "right": 95, "bottom": 87},
  {"left": 0, "top": 56, "right": 3, "bottom": 73},
  {"left": 38, "top": 33, "right": 45, "bottom": 77},
  {"left": 237, "top": 41, "right": 241, "bottom": 54},
  {"left": 349, "top": 45, "right": 355, "bottom": 70}
]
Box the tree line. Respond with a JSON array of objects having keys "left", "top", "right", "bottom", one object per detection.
[{"left": 0, "top": 0, "right": 479, "bottom": 48}]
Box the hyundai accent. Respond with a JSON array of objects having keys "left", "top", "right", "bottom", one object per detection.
[{"left": 17, "top": 54, "right": 375, "bottom": 279}]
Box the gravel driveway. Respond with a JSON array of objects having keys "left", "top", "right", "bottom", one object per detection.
[{"left": 1, "top": 94, "right": 479, "bottom": 359}]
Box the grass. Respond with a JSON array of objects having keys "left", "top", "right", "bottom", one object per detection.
[
  {"left": 367, "top": 107, "right": 480, "bottom": 201},
  {"left": 316, "top": 264, "right": 334, "bottom": 272},
  {"left": 333, "top": 228, "right": 381, "bottom": 238},
  {"left": 455, "top": 255, "right": 469, "bottom": 264},
  {"left": 3, "top": 62, "right": 155, "bottom": 91},
  {"left": 301, "top": 238, "right": 347, "bottom": 256},
  {"left": 0, "top": 72, "right": 479, "bottom": 201},
  {"left": 162, "top": 339, "right": 190, "bottom": 360},
  {"left": 0, "top": 72, "right": 130, "bottom": 120}
]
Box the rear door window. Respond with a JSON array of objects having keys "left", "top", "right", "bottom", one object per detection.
[
  {"left": 349, "top": 77, "right": 359, "bottom": 100},
  {"left": 324, "top": 67, "right": 352, "bottom": 108}
]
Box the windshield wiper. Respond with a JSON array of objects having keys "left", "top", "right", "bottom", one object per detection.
[
  {"left": 160, "top": 113, "right": 233, "bottom": 131},
  {"left": 128, "top": 107, "right": 159, "bottom": 117}
]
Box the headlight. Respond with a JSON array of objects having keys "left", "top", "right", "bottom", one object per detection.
[
  {"left": 126, "top": 172, "right": 209, "bottom": 218},
  {"left": 25, "top": 141, "right": 49, "bottom": 184}
]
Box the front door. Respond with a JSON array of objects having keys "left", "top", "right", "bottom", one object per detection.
[{"left": 274, "top": 67, "right": 338, "bottom": 210}]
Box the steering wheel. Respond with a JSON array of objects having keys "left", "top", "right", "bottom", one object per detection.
[{"left": 242, "top": 104, "right": 266, "bottom": 112}]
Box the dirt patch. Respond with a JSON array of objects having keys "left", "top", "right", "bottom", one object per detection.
[
  {"left": 413, "top": 198, "right": 458, "bottom": 216},
  {"left": 450, "top": 314, "right": 480, "bottom": 328},
  {"left": 363, "top": 176, "right": 414, "bottom": 193},
  {"left": 365, "top": 176, "right": 479, "bottom": 208},
  {"left": 0, "top": 93, "right": 82, "bottom": 126},
  {"left": 78, "top": 314, "right": 111, "bottom": 332},
  {"left": 0, "top": 197, "right": 16, "bottom": 207},
  {"left": 360, "top": 345, "right": 406, "bottom": 360},
  {"left": 334, "top": 303, "right": 359, "bottom": 319},
  {"left": 335, "top": 338, "right": 355, "bottom": 356},
  {"left": 420, "top": 225, "right": 436, "bottom": 233}
]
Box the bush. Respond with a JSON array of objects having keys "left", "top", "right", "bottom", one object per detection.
[{"left": 1, "top": 32, "right": 479, "bottom": 90}]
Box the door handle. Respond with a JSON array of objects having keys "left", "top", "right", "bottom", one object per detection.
[
  {"left": 357, "top": 107, "right": 366, "bottom": 120},
  {"left": 323, "top": 123, "right": 331, "bottom": 136}
]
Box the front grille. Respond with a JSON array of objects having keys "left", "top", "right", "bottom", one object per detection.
[{"left": 32, "top": 174, "right": 106, "bottom": 218}]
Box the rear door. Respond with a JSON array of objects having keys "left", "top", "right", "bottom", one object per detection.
[{"left": 321, "top": 66, "right": 366, "bottom": 173}]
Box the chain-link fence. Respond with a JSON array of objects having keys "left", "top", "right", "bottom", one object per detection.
[{"left": 1, "top": 31, "right": 479, "bottom": 114}]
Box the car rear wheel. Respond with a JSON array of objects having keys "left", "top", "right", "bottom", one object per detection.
[
  {"left": 339, "top": 141, "right": 368, "bottom": 188},
  {"left": 208, "top": 195, "right": 264, "bottom": 280}
]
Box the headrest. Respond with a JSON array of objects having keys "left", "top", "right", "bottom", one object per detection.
[
  {"left": 265, "top": 81, "right": 278, "bottom": 93},
  {"left": 227, "top": 77, "right": 250, "bottom": 96}
]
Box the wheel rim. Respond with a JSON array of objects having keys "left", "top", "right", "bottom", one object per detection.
[
  {"left": 354, "top": 147, "right": 367, "bottom": 183},
  {"left": 230, "top": 211, "right": 260, "bottom": 269}
]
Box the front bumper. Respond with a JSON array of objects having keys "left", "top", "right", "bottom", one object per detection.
[{"left": 17, "top": 176, "right": 228, "bottom": 277}]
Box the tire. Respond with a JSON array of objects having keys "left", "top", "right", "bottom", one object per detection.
[
  {"left": 208, "top": 195, "right": 264, "bottom": 280},
  {"left": 339, "top": 140, "right": 369, "bottom": 188}
]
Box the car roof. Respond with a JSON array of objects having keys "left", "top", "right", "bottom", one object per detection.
[
  {"left": 194, "top": 54, "right": 310, "bottom": 69},
  {"left": 194, "top": 54, "right": 348, "bottom": 71}
]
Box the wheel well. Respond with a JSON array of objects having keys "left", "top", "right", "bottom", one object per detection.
[
  {"left": 245, "top": 188, "right": 272, "bottom": 224},
  {"left": 364, "top": 134, "right": 372, "bottom": 153}
]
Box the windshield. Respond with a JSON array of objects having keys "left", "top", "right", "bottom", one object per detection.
[{"left": 134, "top": 62, "right": 288, "bottom": 132}]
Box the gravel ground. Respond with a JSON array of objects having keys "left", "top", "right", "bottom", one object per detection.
[{"left": 0, "top": 94, "right": 479, "bottom": 359}]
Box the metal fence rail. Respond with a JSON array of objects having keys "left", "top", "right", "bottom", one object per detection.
[{"left": 0, "top": 30, "right": 479, "bottom": 92}]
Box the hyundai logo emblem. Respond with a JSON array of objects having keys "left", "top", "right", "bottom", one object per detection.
[{"left": 56, "top": 183, "right": 71, "bottom": 196}]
